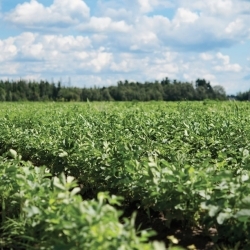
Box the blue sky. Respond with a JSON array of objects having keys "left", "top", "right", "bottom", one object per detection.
[{"left": 0, "top": 0, "right": 250, "bottom": 94}]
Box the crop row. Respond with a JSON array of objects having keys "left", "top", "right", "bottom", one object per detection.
[
  {"left": 1, "top": 101, "right": 250, "bottom": 248},
  {"left": 0, "top": 151, "right": 168, "bottom": 249}
]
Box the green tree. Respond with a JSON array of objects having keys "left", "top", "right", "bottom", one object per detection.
[
  {"left": 101, "top": 88, "right": 113, "bottom": 101},
  {"left": 0, "top": 87, "right": 6, "bottom": 101},
  {"left": 213, "top": 85, "right": 226, "bottom": 100},
  {"left": 6, "top": 91, "right": 12, "bottom": 101}
]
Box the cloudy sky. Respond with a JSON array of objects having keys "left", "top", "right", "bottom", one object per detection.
[{"left": 0, "top": 0, "right": 250, "bottom": 94}]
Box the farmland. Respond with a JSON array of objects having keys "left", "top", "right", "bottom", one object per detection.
[{"left": 1, "top": 101, "right": 250, "bottom": 249}]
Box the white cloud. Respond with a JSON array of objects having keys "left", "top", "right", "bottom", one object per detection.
[
  {"left": 85, "top": 51, "right": 113, "bottom": 72},
  {"left": 0, "top": 62, "right": 19, "bottom": 75},
  {"left": 41, "top": 35, "right": 92, "bottom": 52},
  {"left": 137, "top": 0, "right": 154, "bottom": 13},
  {"left": 0, "top": 33, "right": 95, "bottom": 77},
  {"left": 225, "top": 18, "right": 244, "bottom": 35},
  {"left": 199, "top": 53, "right": 214, "bottom": 61},
  {"left": 5, "top": 32, "right": 91, "bottom": 63},
  {"left": 183, "top": 73, "right": 216, "bottom": 84},
  {"left": 135, "top": 15, "right": 171, "bottom": 34},
  {"left": 0, "top": 38, "right": 17, "bottom": 62},
  {"left": 216, "top": 52, "right": 230, "bottom": 65},
  {"left": 172, "top": 0, "right": 250, "bottom": 44},
  {"left": 147, "top": 63, "right": 179, "bottom": 80},
  {"left": 129, "top": 31, "right": 159, "bottom": 51},
  {"left": 78, "top": 17, "right": 131, "bottom": 33},
  {"left": 5, "top": 0, "right": 90, "bottom": 28},
  {"left": 214, "top": 64, "right": 242, "bottom": 72},
  {"left": 52, "top": 0, "right": 89, "bottom": 17},
  {"left": 203, "top": 74, "right": 216, "bottom": 82},
  {"left": 4, "top": 0, "right": 250, "bottom": 52},
  {"left": 137, "top": 0, "right": 173, "bottom": 13},
  {"left": 109, "top": 52, "right": 155, "bottom": 74},
  {"left": 214, "top": 52, "right": 242, "bottom": 72},
  {"left": 206, "top": 0, "right": 233, "bottom": 16},
  {"left": 110, "top": 60, "right": 129, "bottom": 72},
  {"left": 173, "top": 8, "right": 199, "bottom": 27},
  {"left": 177, "top": 0, "right": 233, "bottom": 16}
]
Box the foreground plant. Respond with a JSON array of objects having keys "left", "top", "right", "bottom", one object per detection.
[{"left": 0, "top": 151, "right": 165, "bottom": 250}]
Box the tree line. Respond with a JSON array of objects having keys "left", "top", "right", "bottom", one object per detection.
[
  {"left": 236, "top": 90, "right": 250, "bottom": 101},
  {"left": 0, "top": 78, "right": 228, "bottom": 102}
]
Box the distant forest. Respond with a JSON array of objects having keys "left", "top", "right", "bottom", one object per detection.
[{"left": 0, "top": 77, "right": 237, "bottom": 102}]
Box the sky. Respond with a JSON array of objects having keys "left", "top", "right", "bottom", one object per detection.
[{"left": 0, "top": 0, "right": 250, "bottom": 94}]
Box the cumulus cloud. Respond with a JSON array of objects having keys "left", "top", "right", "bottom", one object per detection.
[
  {"left": 199, "top": 53, "right": 214, "bottom": 61},
  {"left": 78, "top": 16, "right": 131, "bottom": 33},
  {"left": 4, "top": 32, "right": 91, "bottom": 63},
  {"left": 177, "top": 0, "right": 233, "bottom": 16},
  {"left": 136, "top": 0, "right": 173, "bottom": 13},
  {"left": 214, "top": 52, "right": 242, "bottom": 72},
  {"left": 225, "top": 19, "right": 242, "bottom": 33},
  {"left": 5, "top": 0, "right": 90, "bottom": 29},
  {"left": 216, "top": 52, "right": 230, "bottom": 65},
  {"left": 172, "top": 8, "right": 199, "bottom": 27},
  {"left": 4, "top": 0, "right": 250, "bottom": 51},
  {"left": 0, "top": 62, "right": 20, "bottom": 76},
  {"left": 0, "top": 38, "right": 17, "bottom": 62},
  {"left": 129, "top": 30, "right": 160, "bottom": 51},
  {"left": 81, "top": 50, "right": 113, "bottom": 73},
  {"left": 137, "top": 0, "right": 154, "bottom": 13},
  {"left": 9, "top": 34, "right": 115, "bottom": 77},
  {"left": 206, "top": 0, "right": 233, "bottom": 16},
  {"left": 171, "top": 0, "right": 250, "bottom": 44}
]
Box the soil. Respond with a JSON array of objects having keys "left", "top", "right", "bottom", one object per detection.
[
  {"left": 80, "top": 190, "right": 217, "bottom": 249},
  {"left": 122, "top": 202, "right": 216, "bottom": 250}
]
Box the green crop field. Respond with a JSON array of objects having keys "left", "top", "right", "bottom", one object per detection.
[{"left": 1, "top": 101, "right": 250, "bottom": 249}]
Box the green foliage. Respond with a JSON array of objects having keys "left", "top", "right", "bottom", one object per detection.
[
  {"left": 0, "top": 152, "right": 164, "bottom": 249},
  {"left": 0, "top": 78, "right": 227, "bottom": 102},
  {"left": 1, "top": 101, "right": 250, "bottom": 248}
]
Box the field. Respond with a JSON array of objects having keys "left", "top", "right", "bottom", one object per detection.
[{"left": 1, "top": 101, "right": 250, "bottom": 249}]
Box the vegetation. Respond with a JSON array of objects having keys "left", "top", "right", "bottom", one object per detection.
[
  {"left": 0, "top": 155, "right": 166, "bottom": 250},
  {"left": 1, "top": 102, "right": 250, "bottom": 249},
  {"left": 236, "top": 90, "right": 250, "bottom": 101},
  {"left": 0, "top": 78, "right": 227, "bottom": 102}
]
